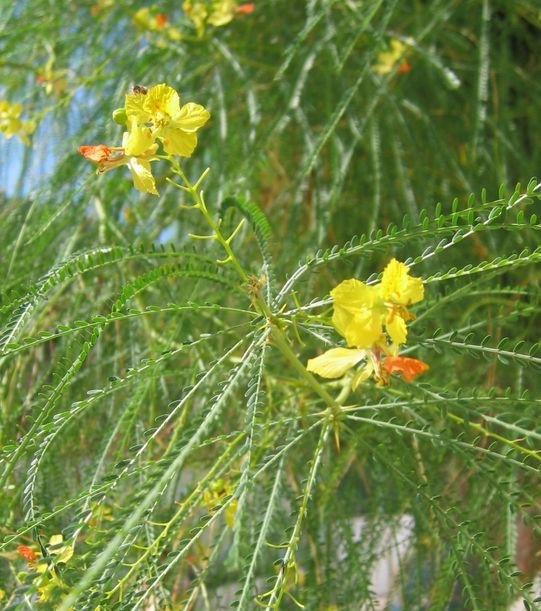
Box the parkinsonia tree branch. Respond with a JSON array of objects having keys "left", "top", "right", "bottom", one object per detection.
[
  {"left": 261, "top": 421, "right": 330, "bottom": 609},
  {"left": 170, "top": 164, "right": 343, "bottom": 414}
]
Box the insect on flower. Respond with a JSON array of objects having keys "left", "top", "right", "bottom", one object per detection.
[{"left": 131, "top": 85, "right": 148, "bottom": 95}]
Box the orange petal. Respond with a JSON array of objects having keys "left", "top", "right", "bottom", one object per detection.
[
  {"left": 78, "top": 144, "right": 113, "bottom": 163},
  {"left": 397, "top": 61, "right": 411, "bottom": 73},
  {"left": 155, "top": 13, "right": 168, "bottom": 27},
  {"left": 17, "top": 545, "right": 36, "bottom": 563},
  {"left": 237, "top": 3, "right": 255, "bottom": 14},
  {"left": 383, "top": 356, "right": 428, "bottom": 383}
]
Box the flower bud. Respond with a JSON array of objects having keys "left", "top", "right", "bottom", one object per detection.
[{"left": 112, "top": 107, "right": 127, "bottom": 125}]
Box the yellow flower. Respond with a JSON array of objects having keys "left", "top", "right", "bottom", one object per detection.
[
  {"left": 183, "top": 0, "right": 237, "bottom": 37},
  {"left": 207, "top": 0, "right": 237, "bottom": 26},
  {"left": 122, "top": 119, "right": 159, "bottom": 194},
  {"left": 373, "top": 38, "right": 410, "bottom": 74},
  {"left": 133, "top": 8, "right": 182, "bottom": 42},
  {"left": 330, "top": 259, "right": 423, "bottom": 351},
  {"left": 29, "top": 534, "right": 72, "bottom": 603},
  {"left": 330, "top": 279, "right": 385, "bottom": 348},
  {"left": 36, "top": 56, "right": 68, "bottom": 97},
  {"left": 183, "top": 0, "right": 207, "bottom": 37},
  {"left": 306, "top": 259, "right": 424, "bottom": 386},
  {"left": 380, "top": 258, "right": 423, "bottom": 349},
  {"left": 203, "top": 478, "right": 238, "bottom": 526},
  {"left": 307, "top": 347, "right": 366, "bottom": 379},
  {"left": 47, "top": 534, "right": 74, "bottom": 564},
  {"left": 381, "top": 258, "right": 424, "bottom": 305},
  {"left": 124, "top": 83, "right": 210, "bottom": 157},
  {"left": 79, "top": 118, "right": 159, "bottom": 195},
  {"left": 134, "top": 7, "right": 158, "bottom": 30},
  {"left": 0, "top": 100, "right": 35, "bottom": 145}
]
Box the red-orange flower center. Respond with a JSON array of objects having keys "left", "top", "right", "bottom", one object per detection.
[
  {"left": 78, "top": 144, "right": 113, "bottom": 163},
  {"left": 237, "top": 3, "right": 255, "bottom": 14},
  {"left": 383, "top": 356, "right": 428, "bottom": 382},
  {"left": 17, "top": 544, "right": 37, "bottom": 563}
]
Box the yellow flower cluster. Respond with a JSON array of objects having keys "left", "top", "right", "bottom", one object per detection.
[
  {"left": 133, "top": 7, "right": 182, "bottom": 43},
  {"left": 79, "top": 83, "right": 210, "bottom": 195},
  {"left": 373, "top": 38, "right": 411, "bottom": 74},
  {"left": 183, "top": 0, "right": 235, "bottom": 37},
  {"left": 0, "top": 100, "right": 35, "bottom": 145},
  {"left": 307, "top": 259, "right": 427, "bottom": 387},
  {"left": 183, "top": 0, "right": 254, "bottom": 37},
  {"left": 36, "top": 57, "right": 68, "bottom": 97},
  {"left": 17, "top": 534, "right": 73, "bottom": 603},
  {"left": 203, "top": 478, "right": 238, "bottom": 526},
  {"left": 90, "top": 0, "right": 113, "bottom": 16}
]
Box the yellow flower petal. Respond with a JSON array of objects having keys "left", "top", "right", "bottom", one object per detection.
[
  {"left": 331, "top": 279, "right": 384, "bottom": 348},
  {"left": 48, "top": 534, "right": 63, "bottom": 546},
  {"left": 0, "top": 100, "right": 32, "bottom": 143},
  {"left": 133, "top": 7, "right": 162, "bottom": 31},
  {"left": 345, "top": 309, "right": 385, "bottom": 348},
  {"left": 381, "top": 258, "right": 424, "bottom": 305},
  {"left": 183, "top": 0, "right": 208, "bottom": 36},
  {"left": 122, "top": 119, "right": 156, "bottom": 156},
  {"left": 306, "top": 347, "right": 365, "bottom": 379},
  {"left": 167, "top": 26, "right": 182, "bottom": 41},
  {"left": 385, "top": 313, "right": 407, "bottom": 345},
  {"left": 55, "top": 544, "right": 73, "bottom": 564},
  {"left": 225, "top": 499, "right": 238, "bottom": 527},
  {"left": 331, "top": 279, "right": 376, "bottom": 332},
  {"left": 10, "top": 102, "right": 22, "bottom": 118},
  {"left": 351, "top": 360, "right": 374, "bottom": 390},
  {"left": 144, "top": 83, "right": 181, "bottom": 120},
  {"left": 22, "top": 119, "right": 36, "bottom": 134},
  {"left": 125, "top": 91, "right": 150, "bottom": 123},
  {"left": 127, "top": 157, "right": 158, "bottom": 195},
  {"left": 48, "top": 534, "right": 74, "bottom": 564},
  {"left": 373, "top": 39, "right": 407, "bottom": 74},
  {"left": 172, "top": 102, "right": 210, "bottom": 132},
  {"left": 208, "top": 0, "right": 236, "bottom": 26},
  {"left": 161, "top": 127, "right": 198, "bottom": 156}
]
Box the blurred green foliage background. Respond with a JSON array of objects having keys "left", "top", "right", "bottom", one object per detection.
[{"left": 1, "top": 1, "right": 541, "bottom": 608}]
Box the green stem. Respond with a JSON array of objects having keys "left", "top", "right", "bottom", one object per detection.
[
  {"left": 443, "top": 410, "right": 541, "bottom": 463},
  {"left": 171, "top": 161, "right": 340, "bottom": 416},
  {"left": 417, "top": 387, "right": 541, "bottom": 463},
  {"left": 106, "top": 432, "right": 245, "bottom": 599},
  {"left": 270, "top": 325, "right": 339, "bottom": 411},
  {"left": 263, "top": 421, "right": 330, "bottom": 608},
  {"left": 172, "top": 164, "right": 248, "bottom": 283}
]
